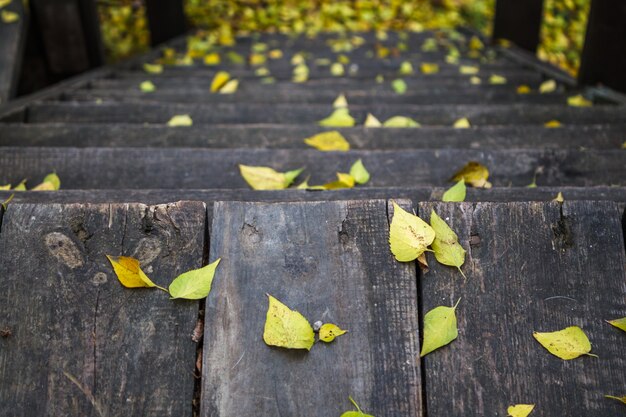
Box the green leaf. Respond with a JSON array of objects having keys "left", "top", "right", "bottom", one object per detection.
[
  {"left": 430, "top": 210, "right": 466, "bottom": 278},
  {"left": 442, "top": 180, "right": 466, "bottom": 202},
  {"left": 383, "top": 116, "right": 420, "bottom": 128},
  {"left": 420, "top": 299, "right": 461, "bottom": 356},
  {"left": 606, "top": 317, "right": 626, "bottom": 333},
  {"left": 391, "top": 79, "right": 407, "bottom": 94},
  {"left": 167, "top": 114, "right": 193, "bottom": 127},
  {"left": 340, "top": 397, "right": 375, "bottom": 417},
  {"left": 318, "top": 108, "right": 355, "bottom": 127},
  {"left": 349, "top": 159, "right": 370, "bottom": 184},
  {"left": 143, "top": 63, "right": 163, "bottom": 74},
  {"left": 169, "top": 258, "right": 221, "bottom": 299},
  {"left": 140, "top": 80, "right": 156, "bottom": 93}
]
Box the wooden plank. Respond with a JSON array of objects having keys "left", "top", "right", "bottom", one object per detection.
[
  {"left": 145, "top": 0, "right": 186, "bottom": 46},
  {"left": 0, "top": 0, "right": 27, "bottom": 103},
  {"left": 201, "top": 200, "right": 422, "bottom": 416},
  {"left": 418, "top": 201, "right": 626, "bottom": 416},
  {"left": 493, "top": 0, "right": 544, "bottom": 52},
  {"left": 3, "top": 124, "right": 623, "bottom": 149},
  {"left": 25, "top": 103, "right": 626, "bottom": 126},
  {"left": 0, "top": 148, "right": 623, "bottom": 189},
  {"left": 579, "top": 0, "right": 626, "bottom": 94},
  {"left": 0, "top": 201, "right": 205, "bottom": 416}
]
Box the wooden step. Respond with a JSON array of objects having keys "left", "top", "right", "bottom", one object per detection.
[
  {"left": 0, "top": 148, "right": 623, "bottom": 189},
  {"left": 22, "top": 103, "right": 626, "bottom": 126},
  {"left": 3, "top": 124, "right": 622, "bottom": 149}
]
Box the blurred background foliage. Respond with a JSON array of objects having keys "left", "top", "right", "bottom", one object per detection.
[{"left": 98, "top": 0, "right": 588, "bottom": 75}]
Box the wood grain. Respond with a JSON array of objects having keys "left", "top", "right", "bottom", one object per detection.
[
  {"left": 0, "top": 0, "right": 27, "bottom": 103},
  {"left": 201, "top": 200, "right": 422, "bottom": 417},
  {"left": 418, "top": 201, "right": 626, "bottom": 416},
  {"left": 0, "top": 201, "right": 206, "bottom": 416}
]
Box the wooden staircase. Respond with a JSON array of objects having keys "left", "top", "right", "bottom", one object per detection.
[{"left": 0, "top": 30, "right": 625, "bottom": 417}]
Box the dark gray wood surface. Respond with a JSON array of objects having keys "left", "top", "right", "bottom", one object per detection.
[
  {"left": 201, "top": 200, "right": 422, "bottom": 417},
  {"left": 0, "top": 0, "right": 27, "bottom": 103},
  {"left": 418, "top": 201, "right": 626, "bottom": 416},
  {"left": 0, "top": 201, "right": 206, "bottom": 416}
]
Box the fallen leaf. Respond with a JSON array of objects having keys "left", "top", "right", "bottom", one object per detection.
[
  {"left": 31, "top": 172, "right": 61, "bottom": 191},
  {"left": 333, "top": 94, "right": 348, "bottom": 108},
  {"left": 331, "top": 62, "right": 345, "bottom": 76},
  {"left": 210, "top": 71, "right": 231, "bottom": 92},
  {"left": 169, "top": 258, "right": 221, "bottom": 299},
  {"left": 0, "top": 0, "right": 12, "bottom": 8},
  {"left": 430, "top": 210, "right": 466, "bottom": 278},
  {"left": 350, "top": 159, "right": 370, "bottom": 185},
  {"left": 341, "top": 397, "right": 374, "bottom": 417},
  {"left": 227, "top": 51, "right": 244, "bottom": 65},
  {"left": 459, "top": 65, "right": 479, "bottom": 75},
  {"left": 442, "top": 179, "right": 466, "bottom": 202},
  {"left": 2, "top": 9, "right": 19, "bottom": 23},
  {"left": 392, "top": 78, "right": 407, "bottom": 94},
  {"left": 203, "top": 53, "right": 220, "bottom": 65},
  {"left": 544, "top": 120, "right": 562, "bottom": 128},
  {"left": 304, "top": 131, "right": 350, "bottom": 151},
  {"left": 605, "top": 395, "right": 626, "bottom": 405},
  {"left": 106, "top": 255, "right": 163, "bottom": 290},
  {"left": 239, "top": 165, "right": 303, "bottom": 190},
  {"left": 469, "top": 36, "right": 484, "bottom": 50},
  {"left": 292, "top": 63, "right": 309, "bottom": 83},
  {"left": 450, "top": 162, "right": 491, "bottom": 188},
  {"left": 319, "top": 323, "right": 347, "bottom": 342},
  {"left": 517, "top": 85, "right": 531, "bottom": 94},
  {"left": 268, "top": 49, "right": 283, "bottom": 59},
  {"left": 383, "top": 116, "right": 420, "bottom": 128},
  {"left": 167, "top": 114, "right": 193, "bottom": 127},
  {"left": 318, "top": 108, "right": 355, "bottom": 127},
  {"left": 12, "top": 179, "right": 26, "bottom": 191},
  {"left": 568, "top": 94, "right": 592, "bottom": 107},
  {"left": 139, "top": 80, "right": 156, "bottom": 93},
  {"left": 291, "top": 53, "right": 305, "bottom": 65},
  {"left": 143, "top": 63, "right": 163, "bottom": 74},
  {"left": 1, "top": 193, "right": 15, "bottom": 209},
  {"left": 389, "top": 202, "right": 435, "bottom": 262},
  {"left": 218, "top": 79, "right": 238, "bottom": 94},
  {"left": 507, "top": 404, "right": 535, "bottom": 417},
  {"left": 420, "top": 298, "right": 461, "bottom": 356},
  {"left": 255, "top": 67, "right": 270, "bottom": 77},
  {"left": 553, "top": 192, "right": 564, "bottom": 203},
  {"left": 469, "top": 76, "right": 482, "bottom": 85},
  {"left": 308, "top": 173, "right": 355, "bottom": 190},
  {"left": 533, "top": 326, "right": 597, "bottom": 360},
  {"left": 249, "top": 53, "right": 266, "bottom": 66},
  {"left": 399, "top": 61, "right": 414, "bottom": 75},
  {"left": 295, "top": 176, "right": 310, "bottom": 190},
  {"left": 364, "top": 113, "right": 382, "bottom": 127},
  {"left": 263, "top": 294, "right": 315, "bottom": 350},
  {"left": 489, "top": 74, "right": 507, "bottom": 85},
  {"left": 539, "top": 79, "right": 557, "bottom": 93},
  {"left": 376, "top": 74, "right": 384, "bottom": 84},
  {"left": 453, "top": 117, "right": 471, "bottom": 128},
  {"left": 0, "top": 184, "right": 10, "bottom": 190},
  {"left": 421, "top": 63, "right": 439, "bottom": 74},
  {"left": 607, "top": 317, "right": 626, "bottom": 333}
]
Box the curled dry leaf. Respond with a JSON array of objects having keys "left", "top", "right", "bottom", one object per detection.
[
  {"left": 533, "top": 326, "right": 597, "bottom": 360},
  {"left": 450, "top": 161, "right": 491, "bottom": 188},
  {"left": 389, "top": 202, "right": 435, "bottom": 262},
  {"left": 239, "top": 165, "right": 303, "bottom": 190},
  {"left": 263, "top": 294, "right": 315, "bottom": 350}
]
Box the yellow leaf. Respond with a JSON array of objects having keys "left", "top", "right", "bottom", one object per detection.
[
  {"left": 239, "top": 165, "right": 302, "bottom": 190},
  {"left": 319, "top": 323, "right": 347, "bottom": 342},
  {"left": 338, "top": 54, "right": 350, "bottom": 65},
  {"left": 391, "top": 79, "right": 407, "bottom": 94},
  {"left": 453, "top": 118, "right": 471, "bottom": 128},
  {"left": 507, "top": 404, "right": 535, "bottom": 417},
  {"left": 442, "top": 179, "right": 466, "bottom": 202},
  {"left": 539, "top": 79, "right": 557, "bottom": 93},
  {"left": 421, "top": 63, "right": 439, "bottom": 74},
  {"left": 309, "top": 173, "right": 356, "bottom": 190},
  {"left": 389, "top": 202, "right": 435, "bottom": 262},
  {"left": 544, "top": 120, "right": 562, "bottom": 128},
  {"left": 249, "top": 53, "right": 266, "bottom": 66},
  {"left": 517, "top": 85, "right": 531, "bottom": 94},
  {"left": 469, "top": 36, "right": 484, "bottom": 50},
  {"left": 605, "top": 395, "right": 626, "bottom": 405},
  {"left": 568, "top": 94, "right": 593, "bottom": 107},
  {"left": 295, "top": 176, "right": 310, "bottom": 190},
  {"left": 553, "top": 192, "right": 564, "bottom": 203},
  {"left": 376, "top": 74, "right": 384, "bottom": 84},
  {"left": 318, "top": 108, "right": 355, "bottom": 127},
  {"left": 420, "top": 299, "right": 461, "bottom": 356},
  {"left": 143, "top": 63, "right": 163, "bottom": 74},
  {"left": 203, "top": 53, "right": 220, "bottom": 66},
  {"left": 459, "top": 65, "right": 479, "bottom": 75},
  {"left": 349, "top": 159, "right": 370, "bottom": 185},
  {"left": 533, "top": 326, "right": 597, "bottom": 360},
  {"left": 341, "top": 397, "right": 374, "bottom": 417},
  {"left": 12, "top": 179, "right": 26, "bottom": 191},
  {"left": 291, "top": 53, "right": 305, "bottom": 65},
  {"left": 383, "top": 116, "right": 420, "bottom": 128},
  {"left": 0, "top": 0, "right": 12, "bottom": 8},
  {"left": 1, "top": 193, "right": 14, "bottom": 209},
  {"left": 210, "top": 71, "right": 231, "bottom": 92},
  {"left": 106, "top": 255, "right": 161, "bottom": 289},
  {"left": 0, "top": 184, "right": 10, "bottom": 190},
  {"left": 333, "top": 94, "right": 348, "bottom": 109},
  {"left": 607, "top": 317, "right": 626, "bottom": 333},
  {"left": 292, "top": 63, "right": 309, "bottom": 83},
  {"left": 399, "top": 61, "right": 414, "bottom": 75},
  {"left": 255, "top": 67, "right": 270, "bottom": 77},
  {"left": 263, "top": 294, "right": 315, "bottom": 351},
  {"left": 469, "top": 76, "right": 482, "bottom": 85},
  {"left": 364, "top": 113, "right": 382, "bottom": 127},
  {"left": 489, "top": 74, "right": 507, "bottom": 85},
  {"left": 268, "top": 49, "right": 283, "bottom": 59},
  {"left": 218, "top": 79, "right": 238, "bottom": 94},
  {"left": 169, "top": 258, "right": 221, "bottom": 299},
  {"left": 330, "top": 62, "right": 345, "bottom": 76},
  {"left": 430, "top": 211, "right": 466, "bottom": 278},
  {"left": 167, "top": 114, "right": 193, "bottom": 127},
  {"left": 450, "top": 162, "right": 491, "bottom": 188},
  {"left": 304, "top": 131, "right": 350, "bottom": 151},
  {"left": 31, "top": 172, "right": 61, "bottom": 191},
  {"left": 139, "top": 80, "right": 156, "bottom": 93},
  {"left": 1, "top": 9, "right": 19, "bottom": 23}
]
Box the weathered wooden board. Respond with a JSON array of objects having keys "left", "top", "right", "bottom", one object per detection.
[
  {"left": 201, "top": 200, "right": 422, "bottom": 416},
  {"left": 3, "top": 124, "right": 622, "bottom": 149},
  {"left": 26, "top": 102, "right": 626, "bottom": 126},
  {"left": 418, "top": 201, "right": 626, "bottom": 416},
  {"left": 0, "top": 201, "right": 206, "bottom": 416},
  {"left": 0, "top": 0, "right": 27, "bottom": 103},
  {"left": 0, "top": 148, "right": 624, "bottom": 189}
]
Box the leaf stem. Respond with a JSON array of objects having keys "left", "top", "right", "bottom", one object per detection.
[
  {"left": 453, "top": 297, "right": 462, "bottom": 309},
  {"left": 155, "top": 285, "right": 169, "bottom": 294},
  {"left": 348, "top": 396, "right": 361, "bottom": 413}
]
